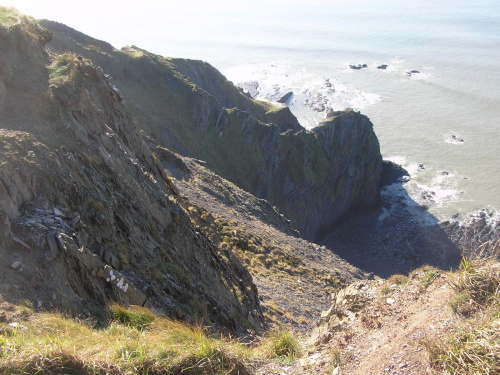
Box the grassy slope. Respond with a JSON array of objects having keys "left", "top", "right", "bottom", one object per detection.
[
  {"left": 1, "top": 249, "right": 497, "bottom": 374},
  {"left": 0, "top": 302, "right": 300, "bottom": 374},
  {"left": 426, "top": 245, "right": 500, "bottom": 375},
  {"left": 0, "top": 6, "right": 21, "bottom": 25}
]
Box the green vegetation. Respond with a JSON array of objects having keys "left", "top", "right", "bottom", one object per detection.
[
  {"left": 267, "top": 329, "right": 301, "bottom": 359},
  {"left": 110, "top": 304, "right": 156, "bottom": 331},
  {"left": 0, "top": 6, "right": 20, "bottom": 26},
  {"left": 122, "top": 46, "right": 145, "bottom": 59},
  {"left": 421, "top": 268, "right": 441, "bottom": 288},
  {"left": 49, "top": 54, "right": 78, "bottom": 86},
  {"left": 0, "top": 303, "right": 300, "bottom": 374},
  {"left": 426, "top": 244, "right": 500, "bottom": 375},
  {"left": 253, "top": 329, "right": 302, "bottom": 366}
]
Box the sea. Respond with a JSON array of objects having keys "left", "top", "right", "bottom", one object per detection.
[
  {"left": 144, "top": 0, "right": 500, "bottom": 223},
  {"left": 15, "top": 0, "right": 500, "bottom": 222}
]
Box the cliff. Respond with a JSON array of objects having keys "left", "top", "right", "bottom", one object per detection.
[
  {"left": 0, "top": 10, "right": 264, "bottom": 335},
  {"left": 40, "top": 20, "right": 383, "bottom": 241},
  {"left": 0, "top": 7, "right": 381, "bottom": 335}
]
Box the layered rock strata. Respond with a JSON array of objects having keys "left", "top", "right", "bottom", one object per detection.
[
  {"left": 0, "top": 14, "right": 264, "bottom": 334},
  {"left": 41, "top": 20, "right": 383, "bottom": 241}
]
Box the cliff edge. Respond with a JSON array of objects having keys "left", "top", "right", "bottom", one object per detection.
[
  {"left": 40, "top": 20, "right": 383, "bottom": 241},
  {"left": 0, "top": 9, "right": 264, "bottom": 335}
]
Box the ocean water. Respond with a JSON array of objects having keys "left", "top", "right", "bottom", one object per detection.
[
  {"left": 145, "top": 0, "right": 499, "bottom": 221},
  {"left": 13, "top": 0, "right": 500, "bottom": 221}
]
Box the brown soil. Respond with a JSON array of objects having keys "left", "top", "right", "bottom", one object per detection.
[{"left": 259, "top": 268, "right": 459, "bottom": 374}]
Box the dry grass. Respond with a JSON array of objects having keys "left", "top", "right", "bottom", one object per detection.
[
  {"left": 426, "top": 242, "right": 500, "bottom": 375},
  {"left": 255, "top": 329, "right": 302, "bottom": 362},
  {"left": 0, "top": 304, "right": 299, "bottom": 374},
  {"left": 388, "top": 274, "right": 408, "bottom": 286}
]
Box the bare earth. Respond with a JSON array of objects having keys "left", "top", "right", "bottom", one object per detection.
[{"left": 258, "top": 269, "right": 458, "bottom": 374}]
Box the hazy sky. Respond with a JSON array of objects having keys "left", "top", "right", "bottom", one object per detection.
[
  {"left": 0, "top": 1, "right": 221, "bottom": 50},
  {"left": 0, "top": 0, "right": 375, "bottom": 59}
]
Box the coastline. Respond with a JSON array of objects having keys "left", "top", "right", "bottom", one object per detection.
[{"left": 229, "top": 61, "right": 499, "bottom": 223}]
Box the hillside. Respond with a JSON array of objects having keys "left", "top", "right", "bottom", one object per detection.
[
  {"left": 1, "top": 248, "right": 498, "bottom": 374},
  {"left": 39, "top": 19, "right": 383, "bottom": 241},
  {"left": 1, "top": 6, "right": 499, "bottom": 375},
  {"left": 0, "top": 9, "right": 265, "bottom": 334},
  {"left": 0, "top": 6, "right": 381, "bottom": 336},
  {"left": 258, "top": 252, "right": 500, "bottom": 375}
]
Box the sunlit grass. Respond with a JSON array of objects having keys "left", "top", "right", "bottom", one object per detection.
[
  {"left": 48, "top": 53, "right": 79, "bottom": 86},
  {"left": 0, "top": 304, "right": 300, "bottom": 374},
  {"left": 426, "top": 242, "right": 500, "bottom": 375},
  {"left": 0, "top": 6, "right": 20, "bottom": 26}
]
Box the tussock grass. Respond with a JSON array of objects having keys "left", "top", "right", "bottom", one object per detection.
[
  {"left": 388, "top": 274, "right": 408, "bottom": 286},
  {"left": 0, "top": 304, "right": 299, "bottom": 374},
  {"left": 427, "top": 317, "right": 500, "bottom": 375},
  {"left": 450, "top": 243, "right": 500, "bottom": 314},
  {"left": 49, "top": 54, "right": 79, "bottom": 86},
  {"left": 110, "top": 304, "right": 156, "bottom": 330},
  {"left": 256, "top": 329, "right": 302, "bottom": 361},
  {"left": 426, "top": 242, "right": 500, "bottom": 375}
]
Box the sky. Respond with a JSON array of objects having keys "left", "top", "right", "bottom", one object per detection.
[
  {"left": 1, "top": 0, "right": 314, "bottom": 60},
  {"left": 0, "top": 0, "right": 396, "bottom": 61},
  {"left": 0, "top": 0, "right": 207, "bottom": 51}
]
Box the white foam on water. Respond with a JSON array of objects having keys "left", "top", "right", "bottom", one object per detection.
[
  {"left": 405, "top": 163, "right": 424, "bottom": 175},
  {"left": 406, "top": 72, "right": 433, "bottom": 81},
  {"left": 444, "top": 132, "right": 465, "bottom": 145},
  {"left": 417, "top": 184, "right": 461, "bottom": 200},
  {"left": 226, "top": 62, "right": 382, "bottom": 129},
  {"left": 379, "top": 155, "right": 469, "bottom": 223},
  {"left": 435, "top": 171, "right": 455, "bottom": 185},
  {"left": 385, "top": 155, "right": 409, "bottom": 166}
]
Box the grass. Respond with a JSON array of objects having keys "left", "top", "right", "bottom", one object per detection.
[
  {"left": 0, "top": 6, "right": 20, "bottom": 26},
  {"left": 388, "top": 274, "right": 408, "bottom": 286},
  {"left": 426, "top": 244, "right": 500, "bottom": 375},
  {"left": 0, "top": 303, "right": 299, "bottom": 374},
  {"left": 49, "top": 54, "right": 78, "bottom": 86},
  {"left": 257, "top": 329, "right": 302, "bottom": 362},
  {"left": 421, "top": 268, "right": 441, "bottom": 288},
  {"left": 109, "top": 304, "right": 156, "bottom": 331}
]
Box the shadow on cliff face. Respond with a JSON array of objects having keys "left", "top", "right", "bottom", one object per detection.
[{"left": 322, "top": 162, "right": 463, "bottom": 278}]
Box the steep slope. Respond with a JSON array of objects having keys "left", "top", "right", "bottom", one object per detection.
[
  {"left": 0, "top": 10, "right": 264, "bottom": 335},
  {"left": 147, "top": 143, "right": 366, "bottom": 330},
  {"left": 257, "top": 256, "right": 500, "bottom": 375},
  {"left": 40, "top": 20, "right": 383, "bottom": 241}
]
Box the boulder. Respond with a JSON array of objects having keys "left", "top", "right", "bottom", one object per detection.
[
  {"left": 277, "top": 91, "right": 293, "bottom": 104},
  {"left": 349, "top": 64, "right": 367, "bottom": 70}
]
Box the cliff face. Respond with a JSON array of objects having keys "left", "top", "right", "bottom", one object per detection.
[
  {"left": 0, "top": 11, "right": 264, "bottom": 335},
  {"left": 266, "top": 112, "right": 382, "bottom": 241},
  {"left": 40, "top": 20, "right": 383, "bottom": 241}
]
